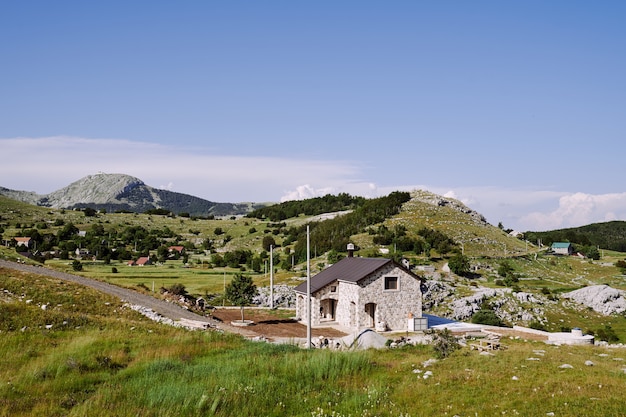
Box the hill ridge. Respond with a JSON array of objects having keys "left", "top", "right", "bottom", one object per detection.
[{"left": 0, "top": 172, "right": 265, "bottom": 216}]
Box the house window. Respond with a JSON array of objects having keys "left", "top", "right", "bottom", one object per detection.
[
  {"left": 330, "top": 285, "right": 337, "bottom": 293},
  {"left": 384, "top": 276, "right": 398, "bottom": 290}
]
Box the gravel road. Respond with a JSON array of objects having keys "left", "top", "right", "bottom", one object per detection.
[{"left": 0, "top": 259, "right": 256, "bottom": 336}]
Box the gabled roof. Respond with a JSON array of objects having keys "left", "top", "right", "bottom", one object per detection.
[
  {"left": 552, "top": 242, "right": 572, "bottom": 248},
  {"left": 135, "top": 256, "right": 151, "bottom": 265},
  {"left": 294, "top": 257, "right": 399, "bottom": 294}
]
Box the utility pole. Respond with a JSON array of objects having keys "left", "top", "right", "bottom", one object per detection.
[
  {"left": 270, "top": 245, "right": 274, "bottom": 309},
  {"left": 306, "top": 225, "right": 311, "bottom": 349}
]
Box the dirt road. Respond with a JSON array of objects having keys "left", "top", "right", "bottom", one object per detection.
[{"left": 0, "top": 259, "right": 345, "bottom": 341}]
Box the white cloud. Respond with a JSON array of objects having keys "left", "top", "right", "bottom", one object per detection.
[
  {"left": 280, "top": 182, "right": 380, "bottom": 202},
  {"left": 280, "top": 185, "right": 334, "bottom": 202},
  {"left": 3, "top": 136, "right": 626, "bottom": 232},
  {"left": 160, "top": 182, "right": 175, "bottom": 191},
  {"left": 520, "top": 192, "right": 626, "bottom": 231},
  {"left": 0, "top": 136, "right": 362, "bottom": 202}
]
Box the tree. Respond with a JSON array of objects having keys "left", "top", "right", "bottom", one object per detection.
[
  {"left": 497, "top": 260, "right": 514, "bottom": 278},
  {"left": 262, "top": 235, "right": 276, "bottom": 252},
  {"left": 83, "top": 207, "right": 97, "bottom": 217},
  {"left": 584, "top": 246, "right": 600, "bottom": 260},
  {"left": 448, "top": 253, "right": 471, "bottom": 277},
  {"left": 225, "top": 274, "right": 257, "bottom": 322}
]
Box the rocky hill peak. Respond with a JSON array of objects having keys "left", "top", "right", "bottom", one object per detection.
[
  {"left": 41, "top": 173, "right": 146, "bottom": 207},
  {"left": 411, "top": 189, "right": 488, "bottom": 226}
]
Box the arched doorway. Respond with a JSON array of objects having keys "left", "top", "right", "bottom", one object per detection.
[{"left": 320, "top": 298, "right": 337, "bottom": 322}]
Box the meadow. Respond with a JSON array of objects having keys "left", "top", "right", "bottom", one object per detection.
[{"left": 2, "top": 266, "right": 626, "bottom": 416}]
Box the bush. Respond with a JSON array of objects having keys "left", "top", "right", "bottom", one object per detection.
[
  {"left": 596, "top": 325, "right": 619, "bottom": 343},
  {"left": 430, "top": 328, "right": 460, "bottom": 359},
  {"left": 111, "top": 267, "right": 118, "bottom": 273},
  {"left": 471, "top": 309, "right": 503, "bottom": 327},
  {"left": 72, "top": 260, "right": 83, "bottom": 271},
  {"left": 529, "top": 320, "right": 547, "bottom": 331},
  {"left": 166, "top": 283, "right": 187, "bottom": 296}
]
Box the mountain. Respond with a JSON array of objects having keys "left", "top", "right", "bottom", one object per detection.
[{"left": 0, "top": 173, "right": 268, "bottom": 217}]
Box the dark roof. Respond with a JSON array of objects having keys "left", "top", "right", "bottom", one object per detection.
[{"left": 294, "top": 257, "right": 395, "bottom": 294}]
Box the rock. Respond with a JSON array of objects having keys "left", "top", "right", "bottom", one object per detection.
[
  {"left": 559, "top": 364, "right": 574, "bottom": 369},
  {"left": 585, "top": 360, "right": 595, "bottom": 366},
  {"left": 253, "top": 284, "right": 296, "bottom": 308},
  {"left": 422, "top": 358, "right": 438, "bottom": 367},
  {"left": 562, "top": 285, "right": 626, "bottom": 315}
]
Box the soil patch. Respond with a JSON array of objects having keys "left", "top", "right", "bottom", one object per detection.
[{"left": 211, "top": 308, "right": 347, "bottom": 339}]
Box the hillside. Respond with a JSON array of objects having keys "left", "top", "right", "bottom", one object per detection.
[
  {"left": 0, "top": 173, "right": 266, "bottom": 217},
  {"left": 525, "top": 221, "right": 626, "bottom": 252},
  {"left": 2, "top": 252, "right": 626, "bottom": 416},
  {"left": 2, "top": 186, "right": 626, "bottom": 341}
]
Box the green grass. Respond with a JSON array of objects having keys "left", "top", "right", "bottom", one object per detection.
[{"left": 2, "top": 266, "right": 626, "bottom": 416}]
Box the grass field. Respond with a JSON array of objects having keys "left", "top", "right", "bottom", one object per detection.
[{"left": 2, "top": 266, "right": 626, "bottom": 417}]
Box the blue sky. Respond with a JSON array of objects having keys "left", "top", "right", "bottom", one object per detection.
[{"left": 2, "top": 1, "right": 626, "bottom": 231}]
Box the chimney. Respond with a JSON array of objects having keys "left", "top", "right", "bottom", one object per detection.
[{"left": 347, "top": 243, "right": 355, "bottom": 257}]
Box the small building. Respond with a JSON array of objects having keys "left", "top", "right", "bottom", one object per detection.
[
  {"left": 14, "top": 237, "right": 32, "bottom": 248},
  {"left": 129, "top": 256, "right": 152, "bottom": 266},
  {"left": 295, "top": 247, "right": 423, "bottom": 332},
  {"left": 168, "top": 246, "right": 185, "bottom": 256},
  {"left": 551, "top": 242, "right": 573, "bottom": 256}
]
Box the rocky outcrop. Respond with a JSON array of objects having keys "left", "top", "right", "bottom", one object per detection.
[
  {"left": 411, "top": 190, "right": 488, "bottom": 226},
  {"left": 562, "top": 285, "right": 626, "bottom": 316},
  {"left": 422, "top": 280, "right": 552, "bottom": 325},
  {"left": 254, "top": 284, "right": 296, "bottom": 308}
]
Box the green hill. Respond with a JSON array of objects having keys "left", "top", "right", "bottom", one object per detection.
[{"left": 526, "top": 221, "right": 626, "bottom": 252}]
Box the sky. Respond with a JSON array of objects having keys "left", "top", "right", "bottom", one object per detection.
[{"left": 1, "top": 1, "right": 625, "bottom": 232}]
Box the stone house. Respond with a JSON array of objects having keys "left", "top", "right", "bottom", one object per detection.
[{"left": 294, "top": 253, "right": 423, "bottom": 332}]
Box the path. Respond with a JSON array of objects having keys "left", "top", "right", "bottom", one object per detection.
[{"left": 0, "top": 259, "right": 258, "bottom": 337}]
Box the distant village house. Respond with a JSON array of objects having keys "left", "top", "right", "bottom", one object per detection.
[
  {"left": 551, "top": 242, "right": 573, "bottom": 256},
  {"left": 128, "top": 256, "right": 152, "bottom": 266},
  {"left": 14, "top": 237, "right": 32, "bottom": 248}
]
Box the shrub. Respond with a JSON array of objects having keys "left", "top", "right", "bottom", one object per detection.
[
  {"left": 430, "top": 328, "right": 460, "bottom": 359},
  {"left": 596, "top": 325, "right": 619, "bottom": 343},
  {"left": 72, "top": 260, "right": 83, "bottom": 271},
  {"left": 111, "top": 267, "right": 118, "bottom": 273},
  {"left": 166, "top": 283, "right": 187, "bottom": 296},
  {"left": 471, "top": 309, "right": 503, "bottom": 327},
  {"left": 529, "top": 320, "right": 547, "bottom": 331}
]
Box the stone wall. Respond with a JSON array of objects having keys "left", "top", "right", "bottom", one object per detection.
[{"left": 296, "top": 264, "right": 422, "bottom": 332}]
